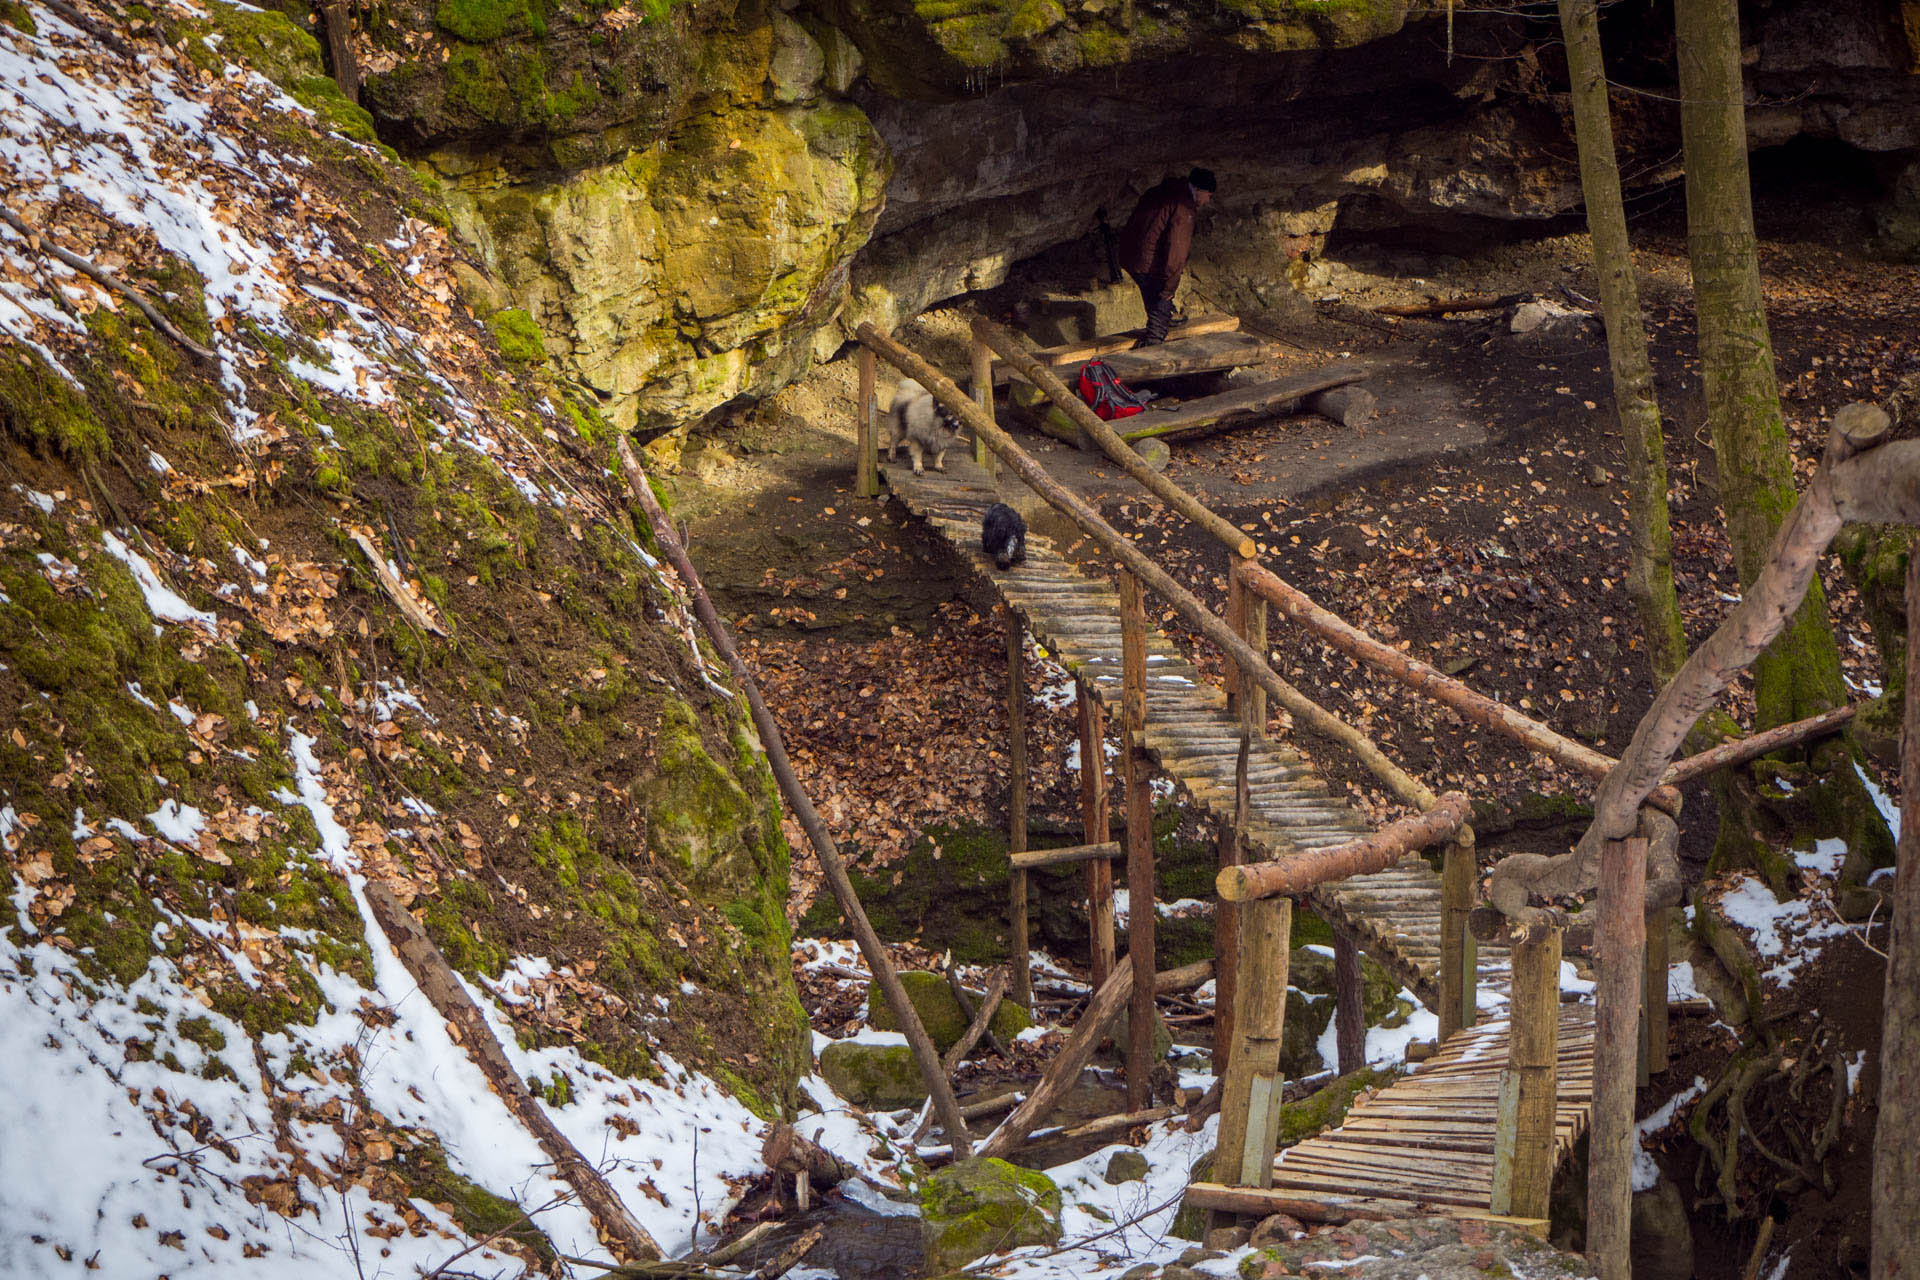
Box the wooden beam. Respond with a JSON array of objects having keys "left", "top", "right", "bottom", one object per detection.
[
  {"left": 988, "top": 313, "right": 1241, "bottom": 384},
  {"left": 944, "top": 966, "right": 1011, "bottom": 1072},
  {"left": 616, "top": 438, "right": 971, "bottom": 1156},
  {"left": 1116, "top": 367, "right": 1374, "bottom": 445},
  {"left": 1334, "top": 930, "right": 1366, "bottom": 1077},
  {"left": 1587, "top": 837, "right": 1647, "bottom": 1276},
  {"left": 974, "top": 316, "right": 1257, "bottom": 559},
  {"left": 1009, "top": 618, "right": 1032, "bottom": 1012},
  {"left": 1078, "top": 674, "right": 1116, "bottom": 989},
  {"left": 1214, "top": 896, "right": 1292, "bottom": 1189},
  {"left": 1217, "top": 793, "right": 1470, "bottom": 900},
  {"left": 856, "top": 345, "right": 878, "bottom": 498},
  {"left": 970, "top": 331, "right": 995, "bottom": 474},
  {"left": 1009, "top": 841, "right": 1122, "bottom": 870},
  {"left": 1491, "top": 925, "right": 1560, "bottom": 1220},
  {"left": 1440, "top": 834, "right": 1478, "bottom": 1039},
  {"left": 1121, "top": 571, "right": 1155, "bottom": 1112}
]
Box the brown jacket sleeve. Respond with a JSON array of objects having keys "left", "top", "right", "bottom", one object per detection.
[{"left": 1159, "top": 201, "right": 1195, "bottom": 285}]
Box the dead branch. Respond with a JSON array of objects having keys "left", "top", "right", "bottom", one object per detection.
[
  {"left": 0, "top": 206, "right": 216, "bottom": 362},
  {"left": 943, "top": 964, "right": 1012, "bottom": 1070},
  {"left": 1660, "top": 704, "right": 1856, "bottom": 787},
  {"left": 760, "top": 1124, "right": 854, "bottom": 1191},
  {"left": 1373, "top": 292, "right": 1527, "bottom": 318},
  {"left": 615, "top": 438, "right": 973, "bottom": 1156},
  {"left": 345, "top": 527, "right": 449, "bottom": 636},
  {"left": 363, "top": 883, "right": 662, "bottom": 1261}
]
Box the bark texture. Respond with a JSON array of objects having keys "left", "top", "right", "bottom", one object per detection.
[
  {"left": 1870, "top": 537, "right": 1920, "bottom": 1279},
  {"left": 1559, "top": 0, "right": 1686, "bottom": 683},
  {"left": 1674, "top": 0, "right": 1890, "bottom": 880}
]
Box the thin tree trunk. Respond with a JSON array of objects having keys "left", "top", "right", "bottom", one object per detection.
[
  {"left": 1559, "top": 0, "right": 1686, "bottom": 683},
  {"left": 1870, "top": 538, "right": 1920, "bottom": 1277},
  {"left": 1674, "top": 0, "right": 1890, "bottom": 880}
]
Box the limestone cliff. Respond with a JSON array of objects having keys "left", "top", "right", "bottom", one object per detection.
[{"left": 0, "top": 4, "right": 806, "bottom": 1269}]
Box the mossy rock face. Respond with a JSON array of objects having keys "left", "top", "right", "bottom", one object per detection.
[
  {"left": 195, "top": 0, "right": 381, "bottom": 143},
  {"left": 817, "top": 1040, "right": 928, "bottom": 1107},
  {"left": 867, "top": 970, "right": 1032, "bottom": 1053},
  {"left": 1169, "top": 1151, "right": 1215, "bottom": 1240},
  {"left": 812, "top": 0, "right": 1412, "bottom": 98},
  {"left": 1279, "top": 947, "right": 1405, "bottom": 1076},
  {"left": 920, "top": 1157, "right": 1063, "bottom": 1273}
]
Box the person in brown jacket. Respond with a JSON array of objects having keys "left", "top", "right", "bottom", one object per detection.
[{"left": 1117, "top": 167, "right": 1215, "bottom": 346}]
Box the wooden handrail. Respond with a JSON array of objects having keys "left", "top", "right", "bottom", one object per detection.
[
  {"left": 1236, "top": 560, "right": 1682, "bottom": 813},
  {"left": 1216, "top": 792, "right": 1470, "bottom": 901},
  {"left": 971, "top": 316, "right": 1257, "bottom": 560},
  {"left": 854, "top": 324, "right": 1439, "bottom": 815}
]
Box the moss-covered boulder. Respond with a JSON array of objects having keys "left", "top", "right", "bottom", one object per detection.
[
  {"left": 1278, "top": 947, "right": 1407, "bottom": 1076},
  {"left": 920, "top": 1157, "right": 1063, "bottom": 1273},
  {"left": 868, "top": 970, "right": 1033, "bottom": 1053},
  {"left": 817, "top": 1039, "right": 929, "bottom": 1107},
  {"left": 1104, "top": 1149, "right": 1149, "bottom": 1185}
]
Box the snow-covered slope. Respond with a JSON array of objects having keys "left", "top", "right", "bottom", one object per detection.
[{"left": 0, "top": 3, "right": 813, "bottom": 1271}]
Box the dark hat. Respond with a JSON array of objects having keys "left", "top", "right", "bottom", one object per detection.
[{"left": 1188, "top": 166, "right": 1217, "bottom": 192}]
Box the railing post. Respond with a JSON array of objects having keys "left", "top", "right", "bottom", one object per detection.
[
  {"left": 1589, "top": 836, "right": 1648, "bottom": 1279},
  {"left": 1490, "top": 922, "right": 1561, "bottom": 1221},
  {"left": 1007, "top": 617, "right": 1032, "bottom": 1012},
  {"left": 1333, "top": 929, "right": 1366, "bottom": 1076},
  {"left": 1120, "top": 570, "right": 1156, "bottom": 1110},
  {"left": 1225, "top": 557, "right": 1247, "bottom": 716},
  {"left": 1440, "top": 828, "right": 1477, "bottom": 1038},
  {"left": 856, "top": 344, "right": 878, "bottom": 498},
  {"left": 970, "top": 332, "right": 996, "bottom": 476},
  {"left": 1239, "top": 558, "right": 1267, "bottom": 738},
  {"left": 1641, "top": 904, "right": 1670, "bottom": 1081},
  {"left": 1215, "top": 894, "right": 1292, "bottom": 1190},
  {"left": 1077, "top": 674, "right": 1116, "bottom": 989}
]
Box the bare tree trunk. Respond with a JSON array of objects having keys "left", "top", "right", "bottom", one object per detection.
[
  {"left": 1559, "top": 0, "right": 1686, "bottom": 683},
  {"left": 1674, "top": 0, "right": 1892, "bottom": 884},
  {"left": 1871, "top": 537, "right": 1920, "bottom": 1278}
]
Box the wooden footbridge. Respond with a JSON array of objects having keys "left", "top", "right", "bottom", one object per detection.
[{"left": 848, "top": 316, "right": 1666, "bottom": 1231}]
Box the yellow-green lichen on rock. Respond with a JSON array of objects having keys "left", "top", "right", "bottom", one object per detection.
[{"left": 432, "top": 86, "right": 888, "bottom": 429}]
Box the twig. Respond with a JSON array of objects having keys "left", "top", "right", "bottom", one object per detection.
[
  {"left": 37, "top": 0, "right": 135, "bottom": 57},
  {"left": 422, "top": 1189, "right": 575, "bottom": 1280},
  {"left": 0, "top": 205, "right": 216, "bottom": 361},
  {"left": 753, "top": 1225, "right": 823, "bottom": 1280}
]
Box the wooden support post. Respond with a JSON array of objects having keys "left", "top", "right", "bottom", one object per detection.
[
  {"left": 1215, "top": 729, "right": 1249, "bottom": 1080},
  {"left": 1120, "top": 571, "right": 1156, "bottom": 1111},
  {"left": 1240, "top": 560, "right": 1268, "bottom": 738},
  {"left": 1440, "top": 833, "right": 1477, "bottom": 1038},
  {"left": 1008, "top": 617, "right": 1032, "bottom": 1013},
  {"left": 1225, "top": 559, "right": 1247, "bottom": 715},
  {"left": 971, "top": 331, "right": 996, "bottom": 475},
  {"left": 1588, "top": 836, "right": 1648, "bottom": 1280},
  {"left": 1077, "top": 674, "right": 1115, "bottom": 989},
  {"left": 1333, "top": 929, "right": 1366, "bottom": 1077},
  {"left": 1645, "top": 905, "right": 1670, "bottom": 1076},
  {"left": 1491, "top": 925, "right": 1561, "bottom": 1221},
  {"left": 1215, "top": 895, "right": 1292, "bottom": 1189},
  {"left": 856, "top": 345, "right": 878, "bottom": 498}
]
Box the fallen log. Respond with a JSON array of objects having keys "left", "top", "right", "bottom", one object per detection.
[
  {"left": 617, "top": 439, "right": 974, "bottom": 1157},
  {"left": 944, "top": 965, "right": 1012, "bottom": 1070},
  {"left": 975, "top": 960, "right": 1211, "bottom": 1159},
  {"left": 761, "top": 1124, "right": 855, "bottom": 1190},
  {"left": 363, "top": 883, "right": 662, "bottom": 1261},
  {"left": 1216, "top": 792, "right": 1470, "bottom": 901},
  {"left": 1373, "top": 292, "right": 1526, "bottom": 318}
]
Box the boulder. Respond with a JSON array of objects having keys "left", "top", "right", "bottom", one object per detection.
[
  {"left": 868, "top": 970, "right": 1032, "bottom": 1053},
  {"left": 1134, "top": 438, "right": 1172, "bottom": 472},
  {"left": 1107, "top": 1005, "right": 1174, "bottom": 1065},
  {"left": 1103, "top": 1150, "right": 1150, "bottom": 1185},
  {"left": 1249, "top": 1213, "right": 1306, "bottom": 1247},
  {"left": 1277, "top": 1066, "right": 1392, "bottom": 1150},
  {"left": 768, "top": 13, "right": 826, "bottom": 103},
  {"left": 1630, "top": 1177, "right": 1695, "bottom": 1280},
  {"left": 920, "top": 1157, "right": 1062, "bottom": 1273},
  {"left": 817, "top": 1040, "right": 927, "bottom": 1108}
]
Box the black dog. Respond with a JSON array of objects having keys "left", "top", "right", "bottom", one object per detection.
[{"left": 981, "top": 503, "right": 1026, "bottom": 571}]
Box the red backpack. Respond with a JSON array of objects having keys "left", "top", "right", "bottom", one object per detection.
[{"left": 1077, "top": 358, "right": 1151, "bottom": 421}]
